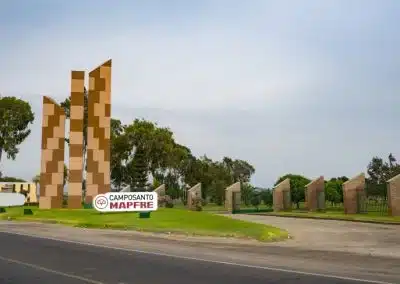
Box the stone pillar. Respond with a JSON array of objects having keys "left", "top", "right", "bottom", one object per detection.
[
  {"left": 187, "top": 183, "right": 201, "bottom": 210},
  {"left": 68, "top": 71, "right": 85, "bottom": 208},
  {"left": 86, "top": 60, "right": 112, "bottom": 203},
  {"left": 224, "top": 182, "right": 241, "bottom": 212},
  {"left": 342, "top": 173, "right": 365, "bottom": 214},
  {"left": 39, "top": 97, "right": 66, "bottom": 209},
  {"left": 305, "top": 176, "right": 325, "bottom": 211},
  {"left": 273, "top": 178, "right": 291, "bottom": 212},
  {"left": 387, "top": 174, "right": 400, "bottom": 217}
]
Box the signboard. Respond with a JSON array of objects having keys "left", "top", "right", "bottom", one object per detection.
[
  {"left": 0, "top": 192, "right": 26, "bottom": 207},
  {"left": 92, "top": 192, "right": 158, "bottom": 212}
]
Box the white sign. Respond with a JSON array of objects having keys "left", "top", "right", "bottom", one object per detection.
[
  {"left": 92, "top": 192, "right": 158, "bottom": 212},
  {"left": 0, "top": 192, "right": 26, "bottom": 207}
]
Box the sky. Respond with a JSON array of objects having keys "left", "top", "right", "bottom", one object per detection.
[{"left": 0, "top": 0, "right": 399, "bottom": 188}]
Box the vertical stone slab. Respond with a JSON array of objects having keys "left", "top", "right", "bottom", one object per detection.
[
  {"left": 154, "top": 184, "right": 166, "bottom": 196},
  {"left": 39, "top": 97, "right": 66, "bottom": 209},
  {"left": 187, "top": 183, "right": 201, "bottom": 210},
  {"left": 387, "top": 174, "right": 400, "bottom": 217},
  {"left": 342, "top": 173, "right": 365, "bottom": 214},
  {"left": 68, "top": 71, "right": 85, "bottom": 208},
  {"left": 86, "top": 60, "right": 112, "bottom": 203},
  {"left": 305, "top": 176, "right": 325, "bottom": 211},
  {"left": 224, "top": 182, "right": 241, "bottom": 211},
  {"left": 273, "top": 178, "right": 291, "bottom": 212}
]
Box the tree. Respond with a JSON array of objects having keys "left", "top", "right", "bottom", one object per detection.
[
  {"left": 0, "top": 96, "right": 34, "bottom": 163},
  {"left": 0, "top": 176, "right": 26, "bottom": 182},
  {"left": 124, "top": 119, "right": 176, "bottom": 175},
  {"left": 325, "top": 179, "right": 343, "bottom": 205},
  {"left": 259, "top": 189, "right": 273, "bottom": 206},
  {"left": 275, "top": 174, "right": 310, "bottom": 209},
  {"left": 126, "top": 145, "right": 148, "bottom": 191},
  {"left": 241, "top": 182, "right": 255, "bottom": 205},
  {"left": 110, "top": 119, "right": 131, "bottom": 190},
  {"left": 222, "top": 157, "right": 255, "bottom": 183},
  {"left": 366, "top": 154, "right": 400, "bottom": 197},
  {"left": 64, "top": 164, "right": 68, "bottom": 186},
  {"left": 250, "top": 192, "right": 261, "bottom": 209}
]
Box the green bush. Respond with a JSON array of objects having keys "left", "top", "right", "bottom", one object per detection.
[{"left": 23, "top": 208, "right": 33, "bottom": 215}]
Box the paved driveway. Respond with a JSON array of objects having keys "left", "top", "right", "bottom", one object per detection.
[{"left": 223, "top": 214, "right": 400, "bottom": 258}]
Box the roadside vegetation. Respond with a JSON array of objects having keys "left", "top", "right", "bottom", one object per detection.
[{"left": 0, "top": 206, "right": 288, "bottom": 242}]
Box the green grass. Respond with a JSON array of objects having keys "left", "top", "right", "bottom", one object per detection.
[
  {"left": 263, "top": 210, "right": 400, "bottom": 223},
  {"left": 0, "top": 206, "right": 288, "bottom": 242}
]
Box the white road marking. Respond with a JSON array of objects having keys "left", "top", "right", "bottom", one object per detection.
[
  {"left": 0, "top": 230, "right": 396, "bottom": 284},
  {"left": 0, "top": 255, "right": 104, "bottom": 284}
]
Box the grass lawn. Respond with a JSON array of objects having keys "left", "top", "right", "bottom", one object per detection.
[
  {"left": 263, "top": 210, "right": 400, "bottom": 224},
  {"left": 0, "top": 206, "right": 288, "bottom": 242}
]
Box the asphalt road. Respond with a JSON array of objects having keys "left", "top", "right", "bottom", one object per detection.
[{"left": 0, "top": 232, "right": 381, "bottom": 284}]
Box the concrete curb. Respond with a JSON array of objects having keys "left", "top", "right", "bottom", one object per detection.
[{"left": 251, "top": 213, "right": 400, "bottom": 225}]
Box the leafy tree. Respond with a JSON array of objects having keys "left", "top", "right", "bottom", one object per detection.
[
  {"left": 259, "top": 189, "right": 273, "bottom": 206},
  {"left": 241, "top": 182, "right": 255, "bottom": 205},
  {"left": 0, "top": 96, "right": 34, "bottom": 163},
  {"left": 110, "top": 119, "right": 131, "bottom": 190},
  {"left": 275, "top": 174, "right": 310, "bottom": 209},
  {"left": 366, "top": 153, "right": 400, "bottom": 197},
  {"left": 222, "top": 157, "right": 255, "bottom": 183},
  {"left": 124, "top": 119, "right": 175, "bottom": 175},
  {"left": 325, "top": 179, "right": 343, "bottom": 205},
  {"left": 250, "top": 192, "right": 261, "bottom": 209}
]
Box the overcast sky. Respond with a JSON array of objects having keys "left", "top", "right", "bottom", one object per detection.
[{"left": 0, "top": 0, "right": 399, "bottom": 187}]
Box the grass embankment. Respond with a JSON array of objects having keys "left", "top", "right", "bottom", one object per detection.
[
  {"left": 262, "top": 210, "right": 400, "bottom": 224},
  {"left": 0, "top": 206, "right": 288, "bottom": 242}
]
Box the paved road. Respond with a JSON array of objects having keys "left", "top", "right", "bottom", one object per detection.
[
  {"left": 0, "top": 231, "right": 387, "bottom": 284},
  {"left": 224, "top": 214, "right": 400, "bottom": 258}
]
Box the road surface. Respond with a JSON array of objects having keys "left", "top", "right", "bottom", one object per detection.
[
  {"left": 0, "top": 231, "right": 394, "bottom": 284},
  {"left": 0, "top": 222, "right": 399, "bottom": 284}
]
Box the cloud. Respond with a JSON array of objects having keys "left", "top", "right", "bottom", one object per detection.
[{"left": 1, "top": 0, "right": 399, "bottom": 187}]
